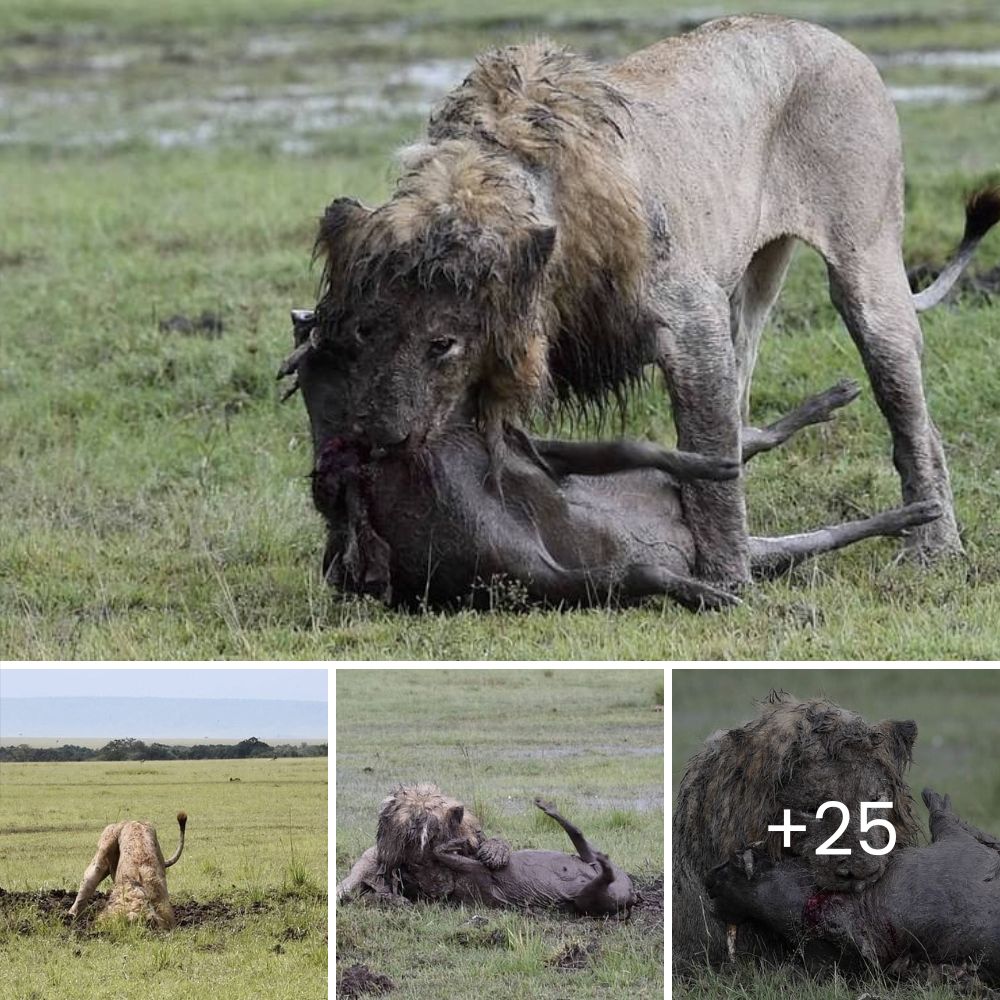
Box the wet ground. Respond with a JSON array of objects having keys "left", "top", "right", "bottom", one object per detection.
[
  {"left": 0, "top": 885, "right": 300, "bottom": 931},
  {"left": 336, "top": 872, "right": 663, "bottom": 994},
  {"left": 2, "top": 10, "right": 999, "bottom": 156}
]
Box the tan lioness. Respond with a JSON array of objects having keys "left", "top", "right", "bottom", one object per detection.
[
  {"left": 68, "top": 812, "right": 186, "bottom": 930},
  {"left": 309, "top": 16, "right": 999, "bottom": 586}
]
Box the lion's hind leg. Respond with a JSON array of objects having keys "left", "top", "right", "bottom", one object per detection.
[
  {"left": 731, "top": 235, "right": 797, "bottom": 422},
  {"left": 827, "top": 246, "right": 961, "bottom": 559}
]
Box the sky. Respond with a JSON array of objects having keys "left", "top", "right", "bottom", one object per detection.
[{"left": 0, "top": 668, "right": 327, "bottom": 702}]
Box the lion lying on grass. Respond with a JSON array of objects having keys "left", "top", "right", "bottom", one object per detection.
[{"left": 68, "top": 812, "right": 186, "bottom": 930}]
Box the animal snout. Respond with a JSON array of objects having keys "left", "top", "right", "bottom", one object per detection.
[{"left": 833, "top": 856, "right": 883, "bottom": 890}]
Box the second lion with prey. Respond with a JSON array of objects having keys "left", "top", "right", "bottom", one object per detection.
[{"left": 337, "top": 784, "right": 636, "bottom": 916}]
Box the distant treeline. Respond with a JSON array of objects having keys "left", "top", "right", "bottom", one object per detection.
[{"left": 0, "top": 736, "right": 327, "bottom": 763}]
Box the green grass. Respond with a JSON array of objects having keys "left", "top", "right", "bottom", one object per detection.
[
  {"left": 0, "top": 756, "right": 327, "bottom": 1000},
  {"left": 1, "top": 0, "right": 1000, "bottom": 658},
  {"left": 672, "top": 668, "right": 1000, "bottom": 999},
  {"left": 336, "top": 668, "right": 664, "bottom": 999}
]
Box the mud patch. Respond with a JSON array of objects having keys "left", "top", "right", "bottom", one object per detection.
[
  {"left": 0, "top": 887, "right": 78, "bottom": 921},
  {"left": 549, "top": 939, "right": 599, "bottom": 970},
  {"left": 338, "top": 963, "right": 395, "bottom": 997},
  {"left": 0, "top": 887, "right": 273, "bottom": 930},
  {"left": 629, "top": 873, "right": 664, "bottom": 932},
  {"left": 159, "top": 311, "right": 225, "bottom": 337},
  {"left": 173, "top": 898, "right": 271, "bottom": 927}
]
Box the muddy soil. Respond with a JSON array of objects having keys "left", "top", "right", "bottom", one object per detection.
[
  {"left": 629, "top": 872, "right": 664, "bottom": 932},
  {"left": 0, "top": 886, "right": 277, "bottom": 930},
  {"left": 338, "top": 962, "right": 395, "bottom": 996}
]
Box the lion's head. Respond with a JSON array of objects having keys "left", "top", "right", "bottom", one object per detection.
[
  {"left": 311, "top": 41, "right": 651, "bottom": 453},
  {"left": 676, "top": 691, "right": 920, "bottom": 893},
  {"left": 375, "top": 783, "right": 488, "bottom": 870}
]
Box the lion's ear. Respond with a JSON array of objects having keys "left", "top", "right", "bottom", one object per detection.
[
  {"left": 880, "top": 719, "right": 917, "bottom": 769},
  {"left": 447, "top": 804, "right": 465, "bottom": 827},
  {"left": 512, "top": 224, "right": 557, "bottom": 287},
  {"left": 314, "top": 197, "right": 371, "bottom": 264}
]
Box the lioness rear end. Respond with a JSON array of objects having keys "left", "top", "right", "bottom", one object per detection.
[{"left": 69, "top": 811, "right": 187, "bottom": 930}]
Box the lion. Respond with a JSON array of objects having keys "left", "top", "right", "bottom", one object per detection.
[
  {"left": 68, "top": 812, "right": 186, "bottom": 930},
  {"left": 673, "top": 693, "right": 919, "bottom": 966},
  {"left": 336, "top": 784, "right": 510, "bottom": 902},
  {"left": 310, "top": 16, "right": 1000, "bottom": 587}
]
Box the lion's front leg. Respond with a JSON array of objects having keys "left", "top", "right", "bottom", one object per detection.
[
  {"left": 654, "top": 278, "right": 749, "bottom": 586},
  {"left": 69, "top": 854, "right": 113, "bottom": 919},
  {"left": 336, "top": 845, "right": 381, "bottom": 902},
  {"left": 69, "top": 824, "right": 122, "bottom": 920}
]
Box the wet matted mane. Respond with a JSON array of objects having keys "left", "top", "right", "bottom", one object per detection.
[{"left": 314, "top": 40, "right": 655, "bottom": 424}]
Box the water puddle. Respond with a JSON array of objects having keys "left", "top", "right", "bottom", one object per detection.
[
  {"left": 879, "top": 48, "right": 1000, "bottom": 69},
  {"left": 2, "top": 23, "right": 996, "bottom": 154},
  {"left": 889, "top": 83, "right": 988, "bottom": 104}
]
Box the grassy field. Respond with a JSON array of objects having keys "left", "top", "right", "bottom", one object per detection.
[
  {"left": 672, "top": 667, "right": 1000, "bottom": 999},
  {"left": 335, "top": 668, "right": 664, "bottom": 998},
  {"left": 1, "top": 0, "right": 999, "bottom": 658},
  {"left": 0, "top": 756, "right": 327, "bottom": 1000}
]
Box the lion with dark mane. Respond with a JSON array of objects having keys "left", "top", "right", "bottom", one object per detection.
[
  {"left": 336, "top": 784, "right": 510, "bottom": 902},
  {"left": 673, "top": 693, "right": 920, "bottom": 966},
  {"left": 308, "top": 17, "right": 1000, "bottom": 587}
]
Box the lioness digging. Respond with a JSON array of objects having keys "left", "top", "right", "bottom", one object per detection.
[
  {"left": 309, "top": 16, "right": 1000, "bottom": 586},
  {"left": 68, "top": 812, "right": 186, "bottom": 930}
]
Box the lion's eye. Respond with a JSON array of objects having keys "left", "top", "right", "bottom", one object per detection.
[{"left": 428, "top": 337, "right": 458, "bottom": 359}]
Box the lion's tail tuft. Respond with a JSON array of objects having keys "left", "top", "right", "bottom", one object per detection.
[
  {"left": 164, "top": 812, "right": 187, "bottom": 867},
  {"left": 913, "top": 185, "right": 1000, "bottom": 311}
]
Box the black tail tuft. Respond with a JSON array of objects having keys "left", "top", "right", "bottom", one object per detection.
[{"left": 964, "top": 186, "right": 1000, "bottom": 243}]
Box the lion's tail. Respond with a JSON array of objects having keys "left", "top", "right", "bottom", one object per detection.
[
  {"left": 164, "top": 811, "right": 187, "bottom": 868},
  {"left": 913, "top": 186, "right": 1000, "bottom": 311}
]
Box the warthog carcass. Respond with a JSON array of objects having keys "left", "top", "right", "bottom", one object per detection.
[
  {"left": 68, "top": 812, "right": 186, "bottom": 930},
  {"left": 706, "top": 788, "right": 1000, "bottom": 983},
  {"left": 673, "top": 693, "right": 920, "bottom": 965},
  {"left": 306, "top": 16, "right": 1000, "bottom": 587},
  {"left": 280, "top": 310, "right": 941, "bottom": 611},
  {"left": 428, "top": 798, "right": 636, "bottom": 917}
]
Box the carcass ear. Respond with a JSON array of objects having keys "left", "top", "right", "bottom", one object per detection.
[{"left": 314, "top": 197, "right": 371, "bottom": 263}]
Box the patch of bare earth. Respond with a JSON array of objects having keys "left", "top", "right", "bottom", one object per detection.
[
  {"left": 337, "top": 962, "right": 395, "bottom": 996},
  {"left": 0, "top": 886, "right": 277, "bottom": 930}
]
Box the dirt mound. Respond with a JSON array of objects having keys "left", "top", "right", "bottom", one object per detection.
[
  {"left": 173, "top": 898, "right": 271, "bottom": 927},
  {"left": 0, "top": 887, "right": 276, "bottom": 930},
  {"left": 549, "top": 940, "right": 599, "bottom": 970},
  {"left": 0, "top": 887, "right": 79, "bottom": 923},
  {"left": 338, "top": 963, "right": 395, "bottom": 996},
  {"left": 630, "top": 872, "right": 664, "bottom": 931}
]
